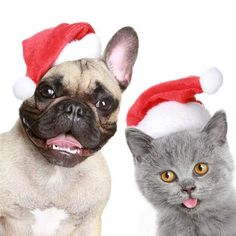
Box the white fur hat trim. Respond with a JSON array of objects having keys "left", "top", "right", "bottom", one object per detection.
[{"left": 137, "top": 101, "right": 211, "bottom": 138}]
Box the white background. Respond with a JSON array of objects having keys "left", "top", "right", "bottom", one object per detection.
[{"left": 0, "top": 1, "right": 236, "bottom": 235}]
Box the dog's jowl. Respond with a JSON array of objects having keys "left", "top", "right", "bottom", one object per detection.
[{"left": 0, "top": 23, "right": 138, "bottom": 236}]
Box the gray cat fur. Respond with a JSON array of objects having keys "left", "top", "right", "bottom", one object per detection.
[{"left": 126, "top": 111, "right": 236, "bottom": 236}]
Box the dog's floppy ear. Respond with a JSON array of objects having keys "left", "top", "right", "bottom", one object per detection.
[{"left": 103, "top": 27, "right": 139, "bottom": 91}]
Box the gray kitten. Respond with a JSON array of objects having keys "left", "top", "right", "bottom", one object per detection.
[{"left": 126, "top": 111, "right": 236, "bottom": 236}]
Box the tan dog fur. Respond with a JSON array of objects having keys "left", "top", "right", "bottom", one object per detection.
[
  {"left": 0, "top": 27, "right": 138, "bottom": 236},
  {"left": 0, "top": 121, "right": 109, "bottom": 235}
]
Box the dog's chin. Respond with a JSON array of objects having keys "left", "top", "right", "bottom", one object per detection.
[
  {"left": 39, "top": 148, "right": 94, "bottom": 168},
  {"left": 24, "top": 127, "right": 99, "bottom": 168}
]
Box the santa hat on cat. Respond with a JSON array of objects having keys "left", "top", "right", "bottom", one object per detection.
[
  {"left": 126, "top": 68, "right": 223, "bottom": 138},
  {"left": 13, "top": 22, "right": 101, "bottom": 100}
]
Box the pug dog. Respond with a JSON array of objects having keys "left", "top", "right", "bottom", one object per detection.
[{"left": 0, "top": 27, "right": 138, "bottom": 236}]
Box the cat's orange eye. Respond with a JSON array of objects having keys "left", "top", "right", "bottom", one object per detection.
[
  {"left": 194, "top": 163, "right": 208, "bottom": 176},
  {"left": 161, "top": 170, "right": 176, "bottom": 183}
]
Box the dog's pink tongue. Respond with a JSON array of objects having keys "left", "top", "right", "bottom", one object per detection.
[
  {"left": 183, "top": 198, "right": 198, "bottom": 209},
  {"left": 46, "top": 134, "right": 83, "bottom": 148}
]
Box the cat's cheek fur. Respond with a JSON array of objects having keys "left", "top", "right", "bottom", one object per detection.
[{"left": 135, "top": 167, "right": 162, "bottom": 207}]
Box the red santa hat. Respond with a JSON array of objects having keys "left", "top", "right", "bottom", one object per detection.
[
  {"left": 126, "top": 68, "right": 223, "bottom": 138},
  {"left": 13, "top": 22, "right": 101, "bottom": 100}
]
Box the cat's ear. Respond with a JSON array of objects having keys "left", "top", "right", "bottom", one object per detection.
[
  {"left": 125, "top": 128, "right": 153, "bottom": 163},
  {"left": 201, "top": 111, "right": 227, "bottom": 146},
  {"left": 103, "top": 27, "right": 139, "bottom": 91}
]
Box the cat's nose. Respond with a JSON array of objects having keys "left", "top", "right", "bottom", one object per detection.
[
  {"left": 182, "top": 186, "right": 196, "bottom": 195},
  {"left": 180, "top": 179, "right": 196, "bottom": 195}
]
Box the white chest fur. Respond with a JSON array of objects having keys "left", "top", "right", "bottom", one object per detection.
[{"left": 31, "top": 207, "right": 68, "bottom": 236}]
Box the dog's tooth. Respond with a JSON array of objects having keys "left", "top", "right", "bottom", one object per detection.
[
  {"left": 49, "top": 145, "right": 77, "bottom": 154},
  {"left": 52, "top": 144, "right": 58, "bottom": 150},
  {"left": 62, "top": 147, "right": 68, "bottom": 152},
  {"left": 65, "top": 148, "right": 76, "bottom": 154},
  {"left": 71, "top": 149, "right": 77, "bottom": 154}
]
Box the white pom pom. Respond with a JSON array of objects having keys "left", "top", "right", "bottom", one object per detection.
[
  {"left": 200, "top": 68, "right": 223, "bottom": 94},
  {"left": 13, "top": 76, "right": 36, "bottom": 100},
  {"left": 54, "top": 33, "right": 101, "bottom": 65}
]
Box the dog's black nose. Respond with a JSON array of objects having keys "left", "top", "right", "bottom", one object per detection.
[{"left": 65, "top": 104, "right": 85, "bottom": 119}]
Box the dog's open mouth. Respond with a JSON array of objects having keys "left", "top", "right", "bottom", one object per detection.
[
  {"left": 23, "top": 125, "right": 96, "bottom": 167},
  {"left": 46, "top": 133, "right": 83, "bottom": 154},
  {"left": 46, "top": 133, "right": 92, "bottom": 156},
  {"left": 26, "top": 128, "right": 94, "bottom": 156},
  {"left": 43, "top": 132, "right": 94, "bottom": 155}
]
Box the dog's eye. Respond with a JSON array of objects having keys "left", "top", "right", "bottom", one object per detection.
[
  {"left": 38, "top": 85, "right": 56, "bottom": 99},
  {"left": 95, "top": 98, "right": 112, "bottom": 111}
]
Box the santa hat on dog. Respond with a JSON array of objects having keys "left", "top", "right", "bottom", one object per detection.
[
  {"left": 13, "top": 22, "right": 101, "bottom": 100},
  {"left": 126, "top": 68, "right": 223, "bottom": 138}
]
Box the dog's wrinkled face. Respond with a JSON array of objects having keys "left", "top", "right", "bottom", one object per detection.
[{"left": 19, "top": 27, "right": 138, "bottom": 167}]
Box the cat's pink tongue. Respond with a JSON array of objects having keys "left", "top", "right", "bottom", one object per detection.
[
  {"left": 46, "top": 134, "right": 83, "bottom": 148},
  {"left": 183, "top": 198, "right": 198, "bottom": 209}
]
